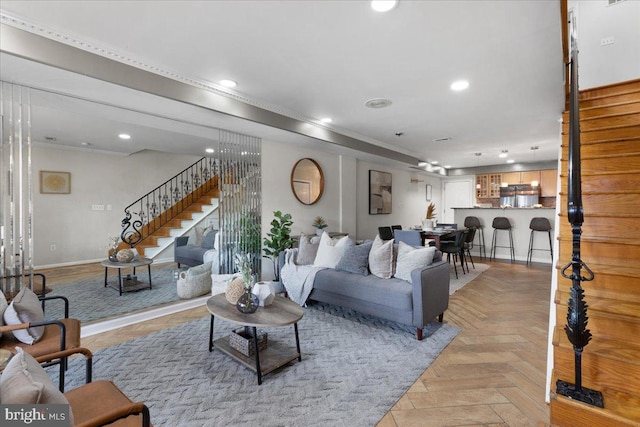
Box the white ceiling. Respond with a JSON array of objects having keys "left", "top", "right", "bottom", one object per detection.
[{"left": 0, "top": 0, "right": 565, "bottom": 169}]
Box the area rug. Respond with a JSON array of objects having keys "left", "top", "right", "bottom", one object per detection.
[
  {"left": 44, "top": 266, "right": 184, "bottom": 323},
  {"left": 449, "top": 263, "right": 490, "bottom": 294},
  {"left": 51, "top": 303, "right": 460, "bottom": 427}
]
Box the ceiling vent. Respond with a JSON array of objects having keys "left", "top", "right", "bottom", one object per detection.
[
  {"left": 364, "top": 98, "right": 392, "bottom": 109},
  {"left": 44, "top": 136, "right": 57, "bottom": 142},
  {"left": 432, "top": 137, "right": 452, "bottom": 142},
  {"left": 608, "top": 0, "right": 625, "bottom": 5}
]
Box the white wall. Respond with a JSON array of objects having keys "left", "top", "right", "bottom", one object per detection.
[
  {"left": 261, "top": 140, "right": 347, "bottom": 278},
  {"left": 33, "top": 147, "right": 201, "bottom": 267},
  {"left": 569, "top": 0, "right": 640, "bottom": 89},
  {"left": 355, "top": 160, "right": 442, "bottom": 241}
]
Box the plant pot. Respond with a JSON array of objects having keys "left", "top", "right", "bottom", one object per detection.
[
  {"left": 422, "top": 219, "right": 434, "bottom": 231},
  {"left": 315, "top": 228, "right": 324, "bottom": 236}
]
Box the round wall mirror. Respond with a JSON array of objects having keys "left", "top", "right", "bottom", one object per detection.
[{"left": 291, "top": 158, "right": 324, "bottom": 205}]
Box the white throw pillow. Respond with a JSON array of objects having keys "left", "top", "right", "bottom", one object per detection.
[
  {"left": 394, "top": 242, "right": 437, "bottom": 282},
  {"left": 3, "top": 287, "right": 45, "bottom": 344},
  {"left": 368, "top": 234, "right": 394, "bottom": 279},
  {"left": 313, "top": 232, "right": 354, "bottom": 269},
  {"left": 213, "top": 231, "right": 221, "bottom": 251}
]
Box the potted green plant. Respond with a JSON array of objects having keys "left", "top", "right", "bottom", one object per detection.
[
  {"left": 312, "top": 216, "right": 328, "bottom": 236},
  {"left": 263, "top": 211, "right": 295, "bottom": 282}
]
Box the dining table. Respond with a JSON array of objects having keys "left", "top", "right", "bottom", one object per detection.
[{"left": 418, "top": 228, "right": 457, "bottom": 249}]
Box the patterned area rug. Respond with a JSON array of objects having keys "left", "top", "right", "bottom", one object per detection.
[
  {"left": 51, "top": 303, "right": 460, "bottom": 427},
  {"left": 44, "top": 266, "right": 184, "bottom": 323},
  {"left": 449, "top": 263, "right": 490, "bottom": 294}
]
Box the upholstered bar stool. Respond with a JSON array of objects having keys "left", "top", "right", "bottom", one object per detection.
[
  {"left": 527, "top": 217, "right": 553, "bottom": 264},
  {"left": 464, "top": 216, "right": 486, "bottom": 259},
  {"left": 490, "top": 217, "right": 515, "bottom": 263}
]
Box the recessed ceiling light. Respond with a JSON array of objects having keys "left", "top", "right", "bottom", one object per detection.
[
  {"left": 371, "top": 1, "right": 398, "bottom": 12},
  {"left": 205, "top": 148, "right": 215, "bottom": 153},
  {"left": 444, "top": 165, "right": 451, "bottom": 169},
  {"left": 320, "top": 117, "right": 333, "bottom": 123},
  {"left": 450, "top": 80, "right": 470, "bottom": 91},
  {"left": 431, "top": 161, "right": 438, "bottom": 165},
  {"left": 219, "top": 79, "right": 237, "bottom": 88},
  {"left": 418, "top": 161, "right": 428, "bottom": 167},
  {"left": 364, "top": 98, "right": 392, "bottom": 109},
  {"left": 507, "top": 159, "right": 515, "bottom": 164},
  {"left": 81, "top": 142, "right": 91, "bottom": 146},
  {"left": 118, "top": 133, "right": 131, "bottom": 140}
]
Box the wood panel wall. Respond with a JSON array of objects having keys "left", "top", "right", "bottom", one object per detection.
[{"left": 551, "top": 79, "right": 640, "bottom": 426}]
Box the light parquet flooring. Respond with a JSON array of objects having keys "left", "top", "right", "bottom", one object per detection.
[{"left": 37, "top": 259, "right": 552, "bottom": 426}]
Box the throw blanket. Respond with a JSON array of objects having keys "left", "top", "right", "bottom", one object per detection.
[{"left": 280, "top": 248, "right": 325, "bottom": 306}]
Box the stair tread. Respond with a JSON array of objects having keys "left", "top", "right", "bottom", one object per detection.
[
  {"left": 553, "top": 326, "right": 640, "bottom": 366},
  {"left": 571, "top": 98, "right": 640, "bottom": 112},
  {"left": 551, "top": 389, "right": 640, "bottom": 425},
  {"left": 554, "top": 289, "right": 640, "bottom": 318}
]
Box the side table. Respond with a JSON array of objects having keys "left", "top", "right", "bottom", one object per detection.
[{"left": 101, "top": 257, "right": 153, "bottom": 296}]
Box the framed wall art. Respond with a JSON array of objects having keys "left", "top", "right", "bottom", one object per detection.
[
  {"left": 369, "top": 170, "right": 392, "bottom": 214},
  {"left": 40, "top": 170, "right": 71, "bottom": 194}
]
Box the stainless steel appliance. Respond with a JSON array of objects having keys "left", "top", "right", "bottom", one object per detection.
[
  {"left": 499, "top": 186, "right": 516, "bottom": 207},
  {"left": 515, "top": 185, "right": 540, "bottom": 208}
]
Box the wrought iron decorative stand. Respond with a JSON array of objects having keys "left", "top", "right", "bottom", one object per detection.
[{"left": 555, "top": 13, "right": 603, "bottom": 408}]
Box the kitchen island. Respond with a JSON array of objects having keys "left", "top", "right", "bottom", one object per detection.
[{"left": 453, "top": 207, "right": 557, "bottom": 264}]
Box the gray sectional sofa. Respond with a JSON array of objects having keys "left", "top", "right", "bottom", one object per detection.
[
  {"left": 280, "top": 250, "right": 450, "bottom": 340},
  {"left": 174, "top": 236, "right": 209, "bottom": 267}
]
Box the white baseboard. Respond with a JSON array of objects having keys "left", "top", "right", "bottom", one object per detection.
[
  {"left": 34, "top": 257, "right": 176, "bottom": 270},
  {"left": 81, "top": 295, "right": 209, "bottom": 338}
]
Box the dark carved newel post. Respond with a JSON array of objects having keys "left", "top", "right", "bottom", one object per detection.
[{"left": 555, "top": 11, "right": 603, "bottom": 408}]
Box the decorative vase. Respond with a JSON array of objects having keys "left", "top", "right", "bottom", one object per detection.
[
  {"left": 236, "top": 287, "right": 259, "bottom": 314},
  {"left": 116, "top": 248, "right": 135, "bottom": 263},
  {"left": 108, "top": 249, "right": 119, "bottom": 262},
  {"left": 252, "top": 281, "right": 275, "bottom": 306},
  {"left": 422, "top": 219, "right": 434, "bottom": 231},
  {"left": 225, "top": 278, "right": 245, "bottom": 304}
]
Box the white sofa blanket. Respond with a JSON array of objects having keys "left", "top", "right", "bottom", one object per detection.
[{"left": 280, "top": 248, "right": 325, "bottom": 306}]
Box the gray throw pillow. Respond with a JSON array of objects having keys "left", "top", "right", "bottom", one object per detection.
[
  {"left": 336, "top": 241, "right": 373, "bottom": 275},
  {"left": 3, "top": 287, "right": 45, "bottom": 344},
  {"left": 201, "top": 229, "right": 218, "bottom": 249},
  {"left": 0, "top": 347, "right": 70, "bottom": 406},
  {"left": 297, "top": 233, "right": 319, "bottom": 265}
]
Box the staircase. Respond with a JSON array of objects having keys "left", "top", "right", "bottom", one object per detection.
[
  {"left": 118, "top": 157, "right": 220, "bottom": 259},
  {"left": 551, "top": 78, "right": 640, "bottom": 426},
  {"left": 135, "top": 189, "right": 219, "bottom": 259}
]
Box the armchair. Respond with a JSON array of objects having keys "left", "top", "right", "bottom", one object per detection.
[
  {"left": 0, "top": 346, "right": 151, "bottom": 427},
  {"left": 1, "top": 292, "right": 80, "bottom": 391}
]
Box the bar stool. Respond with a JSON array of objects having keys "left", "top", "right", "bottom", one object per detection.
[
  {"left": 464, "top": 216, "right": 486, "bottom": 259},
  {"left": 490, "top": 217, "right": 515, "bottom": 263},
  {"left": 527, "top": 217, "right": 553, "bottom": 264}
]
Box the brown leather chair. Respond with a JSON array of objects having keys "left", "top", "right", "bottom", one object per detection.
[
  {"left": 1, "top": 346, "right": 151, "bottom": 426},
  {"left": 1, "top": 295, "right": 80, "bottom": 391}
]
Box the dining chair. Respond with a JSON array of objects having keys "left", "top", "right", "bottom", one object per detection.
[
  {"left": 439, "top": 230, "right": 466, "bottom": 279},
  {"left": 377, "top": 226, "right": 394, "bottom": 241},
  {"left": 463, "top": 227, "right": 477, "bottom": 270},
  {"left": 391, "top": 225, "right": 402, "bottom": 232},
  {"left": 393, "top": 230, "right": 422, "bottom": 247}
]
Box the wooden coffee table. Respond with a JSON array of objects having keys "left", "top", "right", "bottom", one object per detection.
[
  {"left": 101, "top": 257, "right": 153, "bottom": 296},
  {"left": 207, "top": 293, "right": 304, "bottom": 385}
]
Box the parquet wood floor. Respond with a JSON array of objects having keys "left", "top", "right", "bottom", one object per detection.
[{"left": 38, "top": 259, "right": 552, "bottom": 426}]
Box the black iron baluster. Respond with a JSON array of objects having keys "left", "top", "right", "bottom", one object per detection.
[{"left": 555, "top": 13, "right": 603, "bottom": 409}]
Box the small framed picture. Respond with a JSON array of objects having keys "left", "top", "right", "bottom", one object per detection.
[
  {"left": 40, "top": 170, "right": 71, "bottom": 194},
  {"left": 426, "top": 184, "right": 432, "bottom": 201}
]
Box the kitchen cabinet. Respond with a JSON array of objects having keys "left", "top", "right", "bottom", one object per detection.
[
  {"left": 476, "top": 174, "right": 502, "bottom": 198},
  {"left": 501, "top": 171, "right": 541, "bottom": 185},
  {"left": 540, "top": 169, "right": 558, "bottom": 197},
  {"left": 476, "top": 169, "right": 557, "bottom": 198}
]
